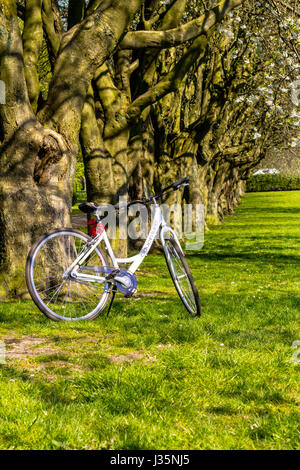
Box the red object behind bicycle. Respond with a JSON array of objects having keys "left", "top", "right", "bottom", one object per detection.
[{"left": 88, "top": 219, "right": 105, "bottom": 238}]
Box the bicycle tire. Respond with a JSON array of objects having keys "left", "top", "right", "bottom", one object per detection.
[
  {"left": 26, "top": 228, "right": 111, "bottom": 321},
  {"left": 163, "top": 236, "right": 201, "bottom": 316}
]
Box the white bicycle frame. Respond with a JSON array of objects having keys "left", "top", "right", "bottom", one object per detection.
[{"left": 66, "top": 199, "right": 183, "bottom": 285}]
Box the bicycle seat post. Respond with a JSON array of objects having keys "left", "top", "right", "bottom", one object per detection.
[{"left": 93, "top": 209, "right": 101, "bottom": 222}]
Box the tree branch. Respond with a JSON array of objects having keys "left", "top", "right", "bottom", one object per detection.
[
  {"left": 0, "top": 0, "right": 39, "bottom": 139},
  {"left": 142, "top": 0, "right": 181, "bottom": 30},
  {"left": 120, "top": 0, "right": 243, "bottom": 49},
  {"left": 275, "top": 0, "right": 300, "bottom": 16},
  {"left": 125, "top": 35, "right": 208, "bottom": 125},
  {"left": 40, "top": 0, "right": 144, "bottom": 142},
  {"left": 41, "top": 0, "right": 62, "bottom": 63},
  {"left": 22, "top": 0, "right": 44, "bottom": 112}
]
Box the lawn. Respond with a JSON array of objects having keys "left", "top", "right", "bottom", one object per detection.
[{"left": 0, "top": 191, "right": 299, "bottom": 450}]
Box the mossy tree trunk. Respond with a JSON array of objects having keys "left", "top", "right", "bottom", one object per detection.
[
  {"left": 78, "top": 0, "right": 242, "bottom": 255},
  {"left": 0, "top": 0, "right": 144, "bottom": 296}
]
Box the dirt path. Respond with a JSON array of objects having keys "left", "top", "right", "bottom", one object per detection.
[{"left": 71, "top": 214, "right": 87, "bottom": 228}]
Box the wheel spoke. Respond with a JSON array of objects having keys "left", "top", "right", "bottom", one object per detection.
[
  {"left": 164, "top": 239, "right": 199, "bottom": 315},
  {"left": 27, "top": 230, "right": 109, "bottom": 321}
]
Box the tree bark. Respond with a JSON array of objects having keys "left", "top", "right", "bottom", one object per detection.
[{"left": 0, "top": 0, "right": 144, "bottom": 295}]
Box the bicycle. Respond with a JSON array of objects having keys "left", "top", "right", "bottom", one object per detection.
[{"left": 26, "top": 177, "right": 201, "bottom": 321}]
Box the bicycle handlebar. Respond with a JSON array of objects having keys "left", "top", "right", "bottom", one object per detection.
[
  {"left": 79, "top": 177, "right": 190, "bottom": 214},
  {"left": 115, "top": 177, "right": 190, "bottom": 209},
  {"left": 151, "top": 176, "right": 190, "bottom": 200}
]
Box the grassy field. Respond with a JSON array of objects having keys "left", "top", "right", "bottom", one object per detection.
[{"left": 0, "top": 191, "right": 299, "bottom": 450}]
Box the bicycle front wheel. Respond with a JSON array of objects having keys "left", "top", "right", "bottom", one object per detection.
[
  {"left": 163, "top": 236, "right": 201, "bottom": 316},
  {"left": 26, "top": 228, "right": 111, "bottom": 321}
]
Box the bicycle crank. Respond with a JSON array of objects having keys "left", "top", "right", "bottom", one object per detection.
[{"left": 99, "top": 267, "right": 137, "bottom": 297}]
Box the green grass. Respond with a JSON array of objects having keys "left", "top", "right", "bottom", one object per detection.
[
  {"left": 72, "top": 190, "right": 87, "bottom": 214},
  {"left": 0, "top": 191, "right": 299, "bottom": 450},
  {"left": 246, "top": 174, "right": 300, "bottom": 192}
]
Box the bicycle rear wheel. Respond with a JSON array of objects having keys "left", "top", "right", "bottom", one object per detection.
[
  {"left": 26, "top": 228, "right": 110, "bottom": 321},
  {"left": 163, "top": 236, "right": 201, "bottom": 316}
]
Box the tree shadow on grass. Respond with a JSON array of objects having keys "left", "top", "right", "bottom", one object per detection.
[
  {"left": 187, "top": 250, "right": 300, "bottom": 264},
  {"left": 237, "top": 207, "right": 300, "bottom": 215}
]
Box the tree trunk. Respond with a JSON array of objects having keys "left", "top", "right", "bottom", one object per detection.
[
  {"left": 0, "top": 125, "right": 73, "bottom": 298},
  {"left": 0, "top": 0, "right": 143, "bottom": 296},
  {"left": 0, "top": 2, "right": 69, "bottom": 296}
]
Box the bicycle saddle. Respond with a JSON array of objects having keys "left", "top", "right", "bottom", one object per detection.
[
  {"left": 78, "top": 202, "right": 98, "bottom": 213},
  {"left": 79, "top": 201, "right": 126, "bottom": 213}
]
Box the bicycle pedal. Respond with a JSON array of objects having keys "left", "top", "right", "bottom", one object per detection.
[
  {"left": 99, "top": 267, "right": 137, "bottom": 296},
  {"left": 124, "top": 288, "right": 137, "bottom": 298}
]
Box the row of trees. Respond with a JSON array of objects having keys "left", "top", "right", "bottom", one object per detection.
[{"left": 0, "top": 0, "right": 299, "bottom": 295}]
